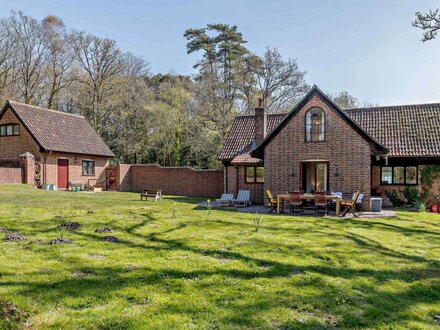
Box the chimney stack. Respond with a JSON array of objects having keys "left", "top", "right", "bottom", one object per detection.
[{"left": 254, "top": 98, "right": 266, "bottom": 145}]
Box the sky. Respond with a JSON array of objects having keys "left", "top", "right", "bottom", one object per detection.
[{"left": 0, "top": 0, "right": 440, "bottom": 106}]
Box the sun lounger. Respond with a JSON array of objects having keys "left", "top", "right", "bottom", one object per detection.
[
  {"left": 215, "top": 193, "right": 234, "bottom": 207},
  {"left": 233, "top": 190, "right": 251, "bottom": 207}
]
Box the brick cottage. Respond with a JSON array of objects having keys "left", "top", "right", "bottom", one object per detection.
[
  {"left": 0, "top": 100, "right": 114, "bottom": 189},
  {"left": 219, "top": 86, "right": 440, "bottom": 207}
]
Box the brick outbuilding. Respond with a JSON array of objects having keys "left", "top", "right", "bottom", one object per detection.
[{"left": 0, "top": 100, "right": 114, "bottom": 189}]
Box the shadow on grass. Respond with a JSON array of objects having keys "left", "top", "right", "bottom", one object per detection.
[{"left": 2, "top": 205, "right": 440, "bottom": 328}]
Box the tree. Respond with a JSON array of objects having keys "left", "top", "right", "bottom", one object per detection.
[
  {"left": 41, "top": 15, "right": 74, "bottom": 109},
  {"left": 2, "top": 11, "right": 49, "bottom": 103},
  {"left": 184, "top": 24, "right": 249, "bottom": 136},
  {"left": 332, "top": 91, "right": 359, "bottom": 109},
  {"left": 413, "top": 9, "right": 440, "bottom": 41},
  {"left": 69, "top": 31, "right": 125, "bottom": 133},
  {"left": 254, "top": 47, "right": 308, "bottom": 112}
]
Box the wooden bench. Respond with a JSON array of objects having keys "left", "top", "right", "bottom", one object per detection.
[{"left": 140, "top": 189, "right": 162, "bottom": 202}]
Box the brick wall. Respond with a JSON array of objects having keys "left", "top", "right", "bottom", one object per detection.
[
  {"left": 43, "top": 153, "right": 110, "bottom": 186},
  {"left": 225, "top": 165, "right": 238, "bottom": 196},
  {"left": 0, "top": 107, "right": 41, "bottom": 158},
  {"left": 116, "top": 164, "right": 132, "bottom": 191},
  {"left": 264, "top": 95, "right": 372, "bottom": 209},
  {"left": 116, "top": 164, "right": 223, "bottom": 198},
  {"left": 236, "top": 166, "right": 264, "bottom": 204},
  {"left": 0, "top": 167, "right": 22, "bottom": 183}
]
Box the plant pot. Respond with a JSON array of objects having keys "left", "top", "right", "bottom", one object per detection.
[
  {"left": 42, "top": 184, "right": 50, "bottom": 190},
  {"left": 430, "top": 203, "right": 438, "bottom": 213}
]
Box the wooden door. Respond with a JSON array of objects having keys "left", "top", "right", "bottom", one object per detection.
[{"left": 57, "top": 159, "right": 69, "bottom": 189}]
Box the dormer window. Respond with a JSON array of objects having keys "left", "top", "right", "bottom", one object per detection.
[{"left": 305, "top": 108, "right": 324, "bottom": 141}]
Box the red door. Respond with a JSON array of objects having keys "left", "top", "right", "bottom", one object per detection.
[{"left": 57, "top": 159, "right": 69, "bottom": 189}]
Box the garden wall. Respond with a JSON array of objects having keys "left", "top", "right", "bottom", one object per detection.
[
  {"left": 0, "top": 167, "right": 22, "bottom": 183},
  {"left": 115, "top": 164, "right": 224, "bottom": 198},
  {"left": 0, "top": 158, "right": 22, "bottom": 184}
]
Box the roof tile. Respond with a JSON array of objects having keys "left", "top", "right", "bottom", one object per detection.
[{"left": 4, "top": 101, "right": 114, "bottom": 157}]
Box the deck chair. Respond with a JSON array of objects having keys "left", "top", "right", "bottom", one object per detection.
[
  {"left": 340, "top": 191, "right": 360, "bottom": 217},
  {"left": 215, "top": 193, "right": 234, "bottom": 207},
  {"left": 233, "top": 190, "right": 251, "bottom": 207},
  {"left": 353, "top": 192, "right": 364, "bottom": 212},
  {"left": 265, "top": 190, "right": 277, "bottom": 213}
]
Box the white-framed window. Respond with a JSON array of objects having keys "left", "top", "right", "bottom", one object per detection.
[
  {"left": 305, "top": 108, "right": 325, "bottom": 142},
  {"left": 82, "top": 160, "right": 95, "bottom": 176}
]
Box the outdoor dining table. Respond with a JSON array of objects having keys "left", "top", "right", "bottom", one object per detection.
[{"left": 276, "top": 193, "right": 340, "bottom": 216}]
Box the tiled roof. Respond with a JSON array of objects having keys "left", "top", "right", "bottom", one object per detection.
[
  {"left": 218, "top": 113, "right": 286, "bottom": 161},
  {"left": 2, "top": 101, "right": 114, "bottom": 157},
  {"left": 220, "top": 102, "right": 440, "bottom": 162},
  {"left": 345, "top": 103, "right": 440, "bottom": 157}
]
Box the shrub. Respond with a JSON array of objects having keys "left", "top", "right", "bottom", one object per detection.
[
  {"left": 385, "top": 190, "right": 404, "bottom": 207},
  {"left": 403, "top": 186, "right": 420, "bottom": 205},
  {"left": 416, "top": 200, "right": 426, "bottom": 212}
]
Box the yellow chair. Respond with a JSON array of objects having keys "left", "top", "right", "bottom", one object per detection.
[
  {"left": 340, "top": 191, "right": 360, "bottom": 217},
  {"left": 265, "top": 190, "right": 278, "bottom": 213}
]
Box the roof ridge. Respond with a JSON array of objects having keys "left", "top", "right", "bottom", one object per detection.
[
  {"left": 8, "top": 100, "right": 85, "bottom": 118},
  {"left": 346, "top": 102, "right": 440, "bottom": 111},
  {"left": 235, "top": 112, "right": 288, "bottom": 118}
]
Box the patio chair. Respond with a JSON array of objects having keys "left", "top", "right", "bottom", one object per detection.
[
  {"left": 329, "top": 192, "right": 342, "bottom": 210},
  {"left": 340, "top": 191, "right": 361, "bottom": 217},
  {"left": 289, "top": 191, "right": 304, "bottom": 214},
  {"left": 353, "top": 192, "right": 364, "bottom": 212},
  {"left": 265, "top": 190, "right": 277, "bottom": 213},
  {"left": 314, "top": 191, "right": 327, "bottom": 215},
  {"left": 233, "top": 190, "right": 251, "bottom": 207},
  {"left": 215, "top": 193, "right": 234, "bottom": 207}
]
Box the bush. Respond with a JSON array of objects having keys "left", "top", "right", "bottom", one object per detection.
[
  {"left": 416, "top": 200, "right": 426, "bottom": 212},
  {"left": 403, "top": 187, "right": 420, "bottom": 205},
  {"left": 385, "top": 190, "right": 405, "bottom": 207}
]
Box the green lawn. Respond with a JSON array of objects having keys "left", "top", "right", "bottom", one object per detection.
[{"left": 0, "top": 185, "right": 439, "bottom": 329}]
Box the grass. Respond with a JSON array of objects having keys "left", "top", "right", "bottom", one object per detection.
[{"left": 0, "top": 185, "right": 439, "bottom": 329}]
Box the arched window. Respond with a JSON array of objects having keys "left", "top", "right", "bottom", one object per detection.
[{"left": 305, "top": 108, "right": 325, "bottom": 141}]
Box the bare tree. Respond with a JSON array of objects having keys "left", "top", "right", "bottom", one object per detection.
[
  {"left": 0, "top": 19, "right": 16, "bottom": 101},
  {"left": 2, "top": 11, "right": 49, "bottom": 103},
  {"left": 69, "top": 31, "right": 125, "bottom": 133},
  {"left": 256, "top": 47, "right": 309, "bottom": 112},
  {"left": 331, "top": 91, "right": 359, "bottom": 109},
  {"left": 413, "top": 9, "right": 440, "bottom": 41},
  {"left": 41, "top": 15, "right": 75, "bottom": 109}
]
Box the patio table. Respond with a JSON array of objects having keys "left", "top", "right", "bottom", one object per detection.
[{"left": 276, "top": 194, "right": 340, "bottom": 216}]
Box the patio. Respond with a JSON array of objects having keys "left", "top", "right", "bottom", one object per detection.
[{"left": 199, "top": 200, "right": 396, "bottom": 218}]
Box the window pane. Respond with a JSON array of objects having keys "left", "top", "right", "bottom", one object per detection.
[
  {"left": 405, "top": 166, "right": 417, "bottom": 184},
  {"left": 6, "top": 125, "right": 12, "bottom": 135},
  {"left": 0, "top": 126, "right": 5, "bottom": 136},
  {"left": 316, "top": 163, "right": 328, "bottom": 191},
  {"left": 256, "top": 167, "right": 264, "bottom": 183},
  {"left": 13, "top": 125, "right": 19, "bottom": 135},
  {"left": 381, "top": 167, "right": 392, "bottom": 184},
  {"left": 88, "top": 161, "right": 94, "bottom": 175},
  {"left": 306, "top": 108, "right": 324, "bottom": 141},
  {"left": 393, "top": 167, "right": 404, "bottom": 184},
  {"left": 246, "top": 167, "right": 255, "bottom": 183}
]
